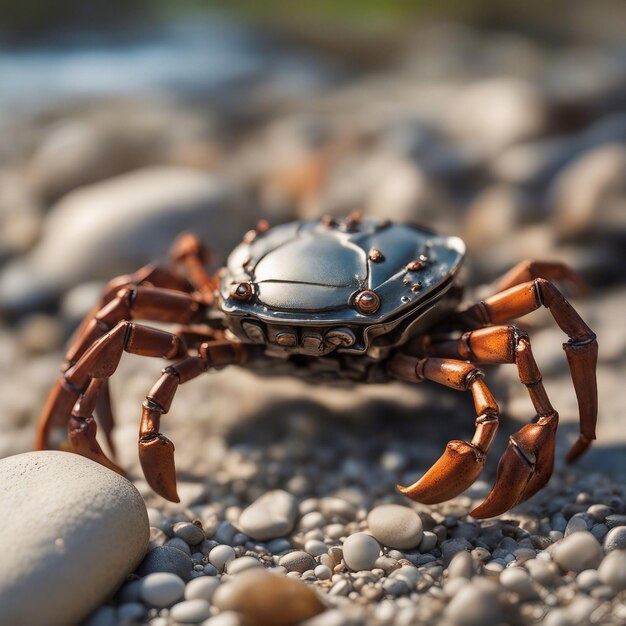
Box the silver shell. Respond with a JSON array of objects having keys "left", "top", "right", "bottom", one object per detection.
[{"left": 220, "top": 218, "right": 465, "bottom": 354}]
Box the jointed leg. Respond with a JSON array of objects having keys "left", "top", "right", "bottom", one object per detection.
[
  {"left": 36, "top": 285, "right": 206, "bottom": 451},
  {"left": 424, "top": 325, "right": 559, "bottom": 517},
  {"left": 458, "top": 278, "right": 597, "bottom": 462},
  {"left": 388, "top": 355, "right": 500, "bottom": 508},
  {"left": 138, "top": 340, "right": 247, "bottom": 501},
  {"left": 494, "top": 260, "right": 588, "bottom": 294}
]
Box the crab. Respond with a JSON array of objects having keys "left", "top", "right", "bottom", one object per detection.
[{"left": 35, "top": 214, "right": 598, "bottom": 518}]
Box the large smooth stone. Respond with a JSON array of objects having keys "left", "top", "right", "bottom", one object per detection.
[
  {"left": 0, "top": 166, "right": 249, "bottom": 313},
  {"left": 0, "top": 451, "right": 149, "bottom": 626},
  {"left": 367, "top": 504, "right": 424, "bottom": 550}
]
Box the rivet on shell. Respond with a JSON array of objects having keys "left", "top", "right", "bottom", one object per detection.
[
  {"left": 321, "top": 215, "right": 338, "bottom": 228},
  {"left": 411, "top": 283, "right": 423, "bottom": 292},
  {"left": 230, "top": 282, "right": 254, "bottom": 301},
  {"left": 369, "top": 248, "right": 385, "bottom": 263},
  {"left": 354, "top": 290, "right": 380, "bottom": 314},
  {"left": 407, "top": 260, "right": 423, "bottom": 272}
]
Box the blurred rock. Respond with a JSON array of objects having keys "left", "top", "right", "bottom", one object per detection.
[
  {"left": 443, "top": 78, "right": 546, "bottom": 157},
  {"left": 550, "top": 143, "right": 626, "bottom": 239},
  {"left": 26, "top": 104, "right": 219, "bottom": 204},
  {"left": 0, "top": 167, "right": 250, "bottom": 313}
]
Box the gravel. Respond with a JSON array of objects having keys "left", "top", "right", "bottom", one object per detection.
[{"left": 2, "top": 16, "right": 626, "bottom": 626}]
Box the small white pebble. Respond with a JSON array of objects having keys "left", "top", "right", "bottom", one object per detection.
[
  {"left": 139, "top": 573, "right": 185, "bottom": 608},
  {"left": 343, "top": 533, "right": 380, "bottom": 571},
  {"left": 225, "top": 556, "right": 262, "bottom": 575},
  {"left": 170, "top": 599, "right": 211, "bottom": 623},
  {"left": 185, "top": 576, "right": 221, "bottom": 602},
  {"left": 209, "top": 545, "right": 236, "bottom": 572},
  {"left": 314, "top": 565, "right": 332, "bottom": 580}
]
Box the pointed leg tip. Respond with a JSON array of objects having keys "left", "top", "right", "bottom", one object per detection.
[
  {"left": 566, "top": 436, "right": 592, "bottom": 464},
  {"left": 139, "top": 435, "right": 180, "bottom": 503}
]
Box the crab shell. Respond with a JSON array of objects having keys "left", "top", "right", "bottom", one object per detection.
[{"left": 220, "top": 218, "right": 465, "bottom": 356}]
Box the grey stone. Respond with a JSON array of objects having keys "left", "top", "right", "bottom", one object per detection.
[
  {"left": 342, "top": 533, "right": 380, "bottom": 571},
  {"left": 139, "top": 572, "right": 185, "bottom": 608},
  {"left": 444, "top": 579, "right": 502, "bottom": 626},
  {"left": 604, "top": 526, "right": 626, "bottom": 552},
  {"left": 137, "top": 546, "right": 193, "bottom": 581},
  {"left": 553, "top": 532, "right": 602, "bottom": 573},
  {"left": 170, "top": 599, "right": 211, "bottom": 623},
  {"left": 598, "top": 550, "right": 626, "bottom": 591},
  {"left": 367, "top": 504, "right": 423, "bottom": 550},
  {"left": 173, "top": 521, "right": 206, "bottom": 546},
  {"left": 185, "top": 576, "right": 220, "bottom": 602},
  {"left": 237, "top": 490, "right": 298, "bottom": 541},
  {"left": 0, "top": 451, "right": 149, "bottom": 626},
  {"left": 279, "top": 550, "right": 316, "bottom": 574}
]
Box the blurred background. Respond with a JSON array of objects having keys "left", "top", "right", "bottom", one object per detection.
[{"left": 0, "top": 1, "right": 625, "bottom": 498}]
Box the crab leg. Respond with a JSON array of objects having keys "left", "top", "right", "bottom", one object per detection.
[
  {"left": 169, "top": 232, "right": 219, "bottom": 302},
  {"left": 36, "top": 286, "right": 206, "bottom": 451},
  {"left": 388, "top": 355, "right": 500, "bottom": 505},
  {"left": 425, "top": 325, "right": 559, "bottom": 517},
  {"left": 493, "top": 259, "right": 589, "bottom": 294},
  {"left": 459, "top": 278, "right": 597, "bottom": 462},
  {"left": 138, "top": 340, "right": 247, "bottom": 502}
]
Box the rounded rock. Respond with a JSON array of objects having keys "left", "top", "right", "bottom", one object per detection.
[
  {"left": 499, "top": 567, "right": 534, "bottom": 599},
  {"left": 213, "top": 568, "right": 325, "bottom": 626},
  {"left": 598, "top": 550, "right": 626, "bottom": 591},
  {"left": 185, "top": 576, "right": 221, "bottom": 602},
  {"left": 444, "top": 579, "right": 502, "bottom": 626},
  {"left": 367, "top": 504, "right": 423, "bottom": 549},
  {"left": 170, "top": 599, "right": 211, "bottom": 623},
  {"left": 237, "top": 490, "right": 298, "bottom": 541},
  {"left": 553, "top": 531, "right": 602, "bottom": 573},
  {"left": 0, "top": 451, "right": 149, "bottom": 626},
  {"left": 173, "top": 522, "right": 206, "bottom": 546},
  {"left": 136, "top": 545, "right": 193, "bottom": 581},
  {"left": 604, "top": 526, "right": 626, "bottom": 552},
  {"left": 209, "top": 545, "right": 237, "bottom": 572},
  {"left": 139, "top": 572, "right": 185, "bottom": 608},
  {"left": 225, "top": 556, "right": 263, "bottom": 575},
  {"left": 279, "top": 550, "right": 316, "bottom": 574},
  {"left": 342, "top": 533, "right": 381, "bottom": 571}
]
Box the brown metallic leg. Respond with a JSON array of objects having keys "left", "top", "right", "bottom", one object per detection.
[
  {"left": 458, "top": 278, "right": 598, "bottom": 463},
  {"left": 388, "top": 355, "right": 499, "bottom": 506},
  {"left": 138, "top": 340, "right": 247, "bottom": 502},
  {"left": 36, "top": 286, "right": 206, "bottom": 451},
  {"left": 494, "top": 260, "right": 588, "bottom": 294},
  {"left": 169, "top": 233, "right": 218, "bottom": 302},
  {"left": 428, "top": 325, "right": 559, "bottom": 517}
]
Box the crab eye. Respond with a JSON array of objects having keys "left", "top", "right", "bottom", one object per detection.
[{"left": 354, "top": 290, "right": 380, "bottom": 314}]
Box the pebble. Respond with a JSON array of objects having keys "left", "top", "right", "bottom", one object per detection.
[
  {"left": 237, "top": 490, "right": 298, "bottom": 541},
  {"left": 605, "top": 514, "right": 626, "bottom": 529},
  {"left": 500, "top": 567, "right": 535, "bottom": 599},
  {"left": 597, "top": 550, "right": 626, "bottom": 591},
  {"left": 444, "top": 579, "right": 502, "bottom": 626},
  {"left": 209, "top": 545, "right": 237, "bottom": 572},
  {"left": 305, "top": 539, "right": 328, "bottom": 557},
  {"left": 139, "top": 573, "right": 185, "bottom": 608},
  {"left": 170, "top": 599, "right": 211, "bottom": 623},
  {"left": 225, "top": 556, "right": 263, "bottom": 575},
  {"left": 185, "top": 577, "right": 221, "bottom": 602},
  {"left": 201, "top": 612, "right": 241, "bottom": 626},
  {"left": 576, "top": 569, "right": 601, "bottom": 592},
  {"left": 279, "top": 550, "right": 316, "bottom": 574},
  {"left": 137, "top": 545, "right": 193, "bottom": 581},
  {"left": 342, "top": 533, "right": 380, "bottom": 571},
  {"left": 116, "top": 602, "right": 145, "bottom": 623},
  {"left": 0, "top": 451, "right": 149, "bottom": 626},
  {"left": 552, "top": 532, "right": 602, "bottom": 572},
  {"left": 174, "top": 522, "right": 206, "bottom": 546},
  {"left": 367, "top": 504, "right": 423, "bottom": 549},
  {"left": 213, "top": 568, "right": 325, "bottom": 626},
  {"left": 418, "top": 531, "right": 438, "bottom": 552},
  {"left": 315, "top": 565, "right": 332, "bottom": 580},
  {"left": 604, "top": 526, "right": 626, "bottom": 551},
  {"left": 447, "top": 551, "right": 474, "bottom": 579}
]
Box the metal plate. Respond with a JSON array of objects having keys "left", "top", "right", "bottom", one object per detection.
[{"left": 221, "top": 217, "right": 465, "bottom": 326}]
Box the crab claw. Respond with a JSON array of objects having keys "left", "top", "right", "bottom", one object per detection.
[
  {"left": 470, "top": 414, "right": 557, "bottom": 519},
  {"left": 68, "top": 415, "right": 125, "bottom": 475},
  {"left": 139, "top": 435, "right": 180, "bottom": 503},
  {"left": 398, "top": 441, "right": 486, "bottom": 504}
]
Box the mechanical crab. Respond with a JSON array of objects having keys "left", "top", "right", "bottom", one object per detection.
[{"left": 36, "top": 215, "right": 598, "bottom": 518}]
